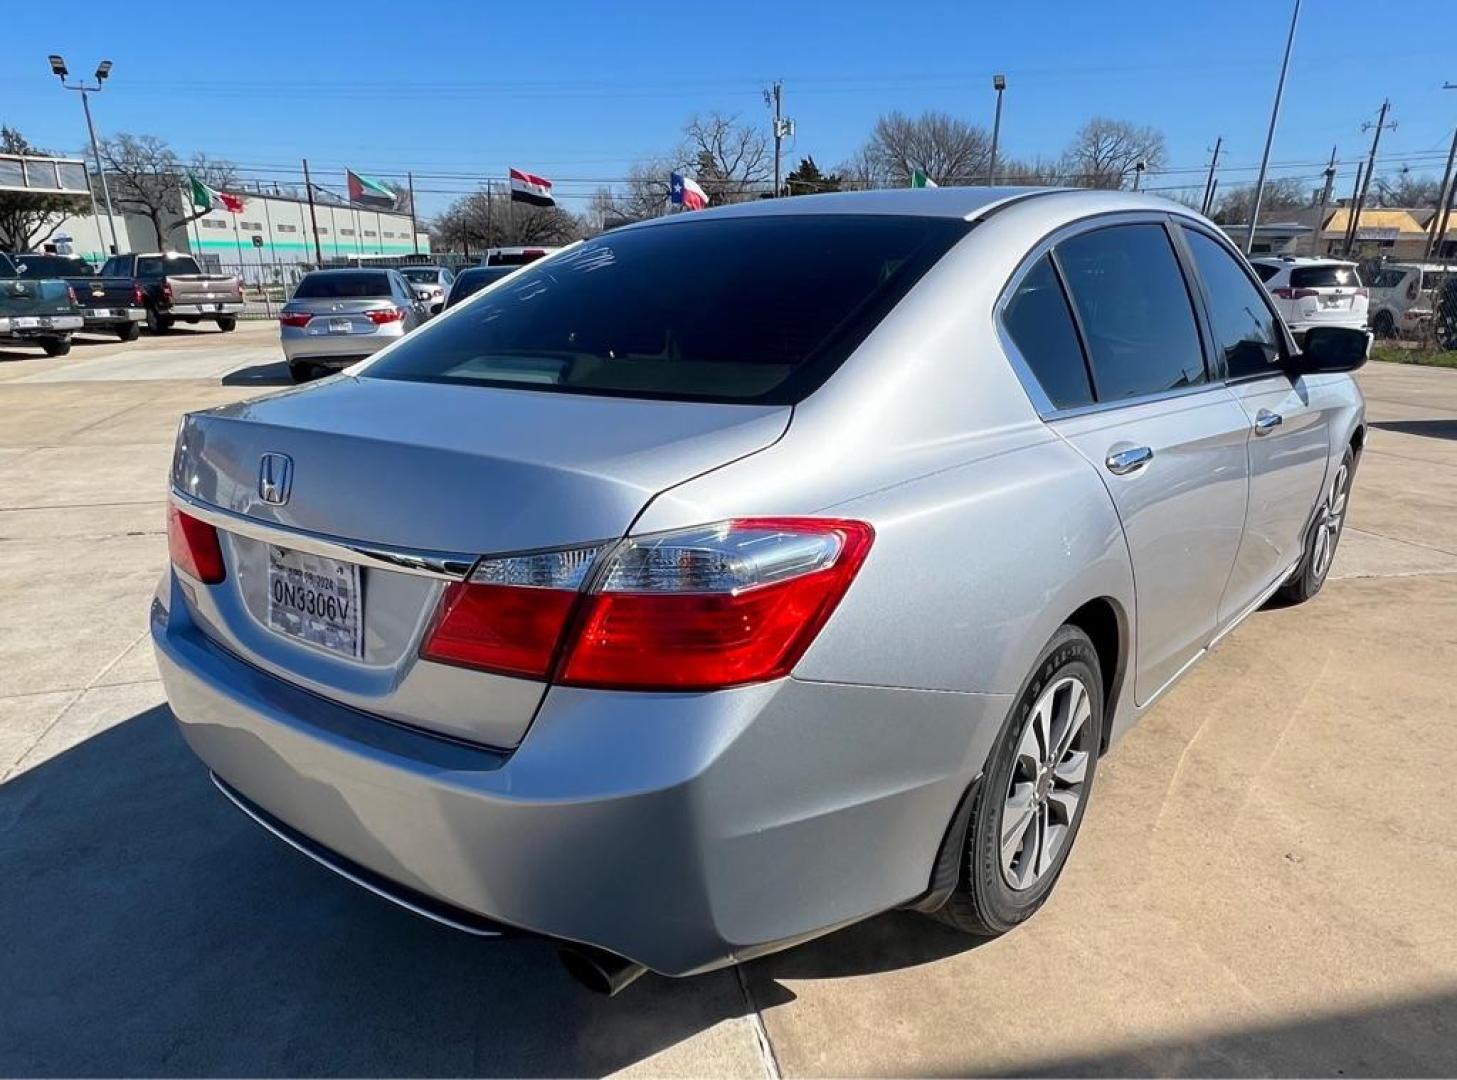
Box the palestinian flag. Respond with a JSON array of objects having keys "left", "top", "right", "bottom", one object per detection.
[
  {"left": 347, "top": 169, "right": 397, "bottom": 208},
  {"left": 188, "top": 173, "right": 244, "bottom": 214},
  {"left": 509, "top": 168, "right": 555, "bottom": 207},
  {"left": 910, "top": 169, "right": 938, "bottom": 189}
]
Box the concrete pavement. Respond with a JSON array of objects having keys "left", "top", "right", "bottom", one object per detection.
[{"left": 2, "top": 325, "right": 1455, "bottom": 1075}]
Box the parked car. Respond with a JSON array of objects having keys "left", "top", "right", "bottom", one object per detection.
[
  {"left": 100, "top": 252, "right": 243, "bottom": 335},
  {"left": 154, "top": 188, "right": 1367, "bottom": 995},
  {"left": 4, "top": 252, "right": 146, "bottom": 341},
  {"left": 398, "top": 266, "right": 455, "bottom": 316},
  {"left": 1250, "top": 256, "right": 1368, "bottom": 342},
  {"left": 443, "top": 265, "right": 514, "bottom": 309},
  {"left": 0, "top": 254, "right": 81, "bottom": 356},
  {"left": 279, "top": 268, "right": 426, "bottom": 382},
  {"left": 1435, "top": 275, "right": 1457, "bottom": 350},
  {"left": 481, "top": 245, "right": 559, "bottom": 267},
  {"left": 1364, "top": 262, "right": 1451, "bottom": 339}
]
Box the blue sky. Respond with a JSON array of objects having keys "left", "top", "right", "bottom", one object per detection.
[{"left": 4, "top": 0, "right": 1455, "bottom": 219}]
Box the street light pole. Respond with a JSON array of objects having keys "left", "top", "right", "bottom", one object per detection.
[
  {"left": 49, "top": 56, "right": 121, "bottom": 254},
  {"left": 987, "top": 74, "right": 1006, "bottom": 186},
  {"left": 1246, "top": 0, "right": 1301, "bottom": 254}
]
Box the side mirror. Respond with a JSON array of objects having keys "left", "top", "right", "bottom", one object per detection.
[{"left": 1290, "top": 326, "right": 1370, "bottom": 374}]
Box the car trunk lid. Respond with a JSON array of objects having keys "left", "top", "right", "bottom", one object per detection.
[{"left": 170, "top": 375, "right": 790, "bottom": 747}]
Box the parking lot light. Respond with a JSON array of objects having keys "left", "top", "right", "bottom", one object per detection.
[{"left": 48, "top": 54, "right": 67, "bottom": 79}]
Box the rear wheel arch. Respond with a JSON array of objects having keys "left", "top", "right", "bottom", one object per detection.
[{"left": 1063, "top": 596, "right": 1128, "bottom": 754}]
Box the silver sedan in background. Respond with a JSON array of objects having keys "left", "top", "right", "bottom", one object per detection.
[
  {"left": 399, "top": 265, "right": 455, "bottom": 316},
  {"left": 157, "top": 188, "right": 1367, "bottom": 994},
  {"left": 279, "top": 268, "right": 426, "bottom": 382}
]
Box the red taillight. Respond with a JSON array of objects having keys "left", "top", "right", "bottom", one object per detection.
[
  {"left": 1271, "top": 287, "right": 1319, "bottom": 300},
  {"left": 132, "top": 283, "right": 144, "bottom": 306},
  {"left": 366, "top": 307, "right": 405, "bottom": 324},
  {"left": 167, "top": 505, "right": 225, "bottom": 584},
  {"left": 419, "top": 519, "right": 874, "bottom": 690},
  {"left": 161, "top": 281, "right": 173, "bottom": 304},
  {"left": 1355, "top": 287, "right": 1369, "bottom": 299},
  {"left": 279, "top": 311, "right": 312, "bottom": 327}
]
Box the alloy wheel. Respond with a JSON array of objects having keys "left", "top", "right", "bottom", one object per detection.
[
  {"left": 1311, "top": 460, "right": 1351, "bottom": 581},
  {"left": 1000, "top": 675, "right": 1094, "bottom": 891}
]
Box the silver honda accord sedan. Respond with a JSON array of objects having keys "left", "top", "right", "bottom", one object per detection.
[{"left": 154, "top": 187, "right": 1367, "bottom": 994}]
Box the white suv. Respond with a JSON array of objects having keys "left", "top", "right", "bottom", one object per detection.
[
  {"left": 1251, "top": 256, "right": 1368, "bottom": 342},
  {"left": 1364, "top": 263, "right": 1452, "bottom": 339}
]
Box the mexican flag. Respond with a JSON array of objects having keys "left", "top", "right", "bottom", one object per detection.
[
  {"left": 910, "top": 169, "right": 938, "bottom": 189},
  {"left": 189, "top": 174, "right": 244, "bottom": 214}
]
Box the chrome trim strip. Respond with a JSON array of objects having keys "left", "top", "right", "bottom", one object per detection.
[
  {"left": 1210, "top": 558, "right": 1301, "bottom": 648},
  {"left": 211, "top": 773, "right": 503, "bottom": 938},
  {"left": 170, "top": 489, "right": 475, "bottom": 580}
]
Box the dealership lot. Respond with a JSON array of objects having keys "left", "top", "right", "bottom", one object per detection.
[{"left": 1, "top": 325, "right": 1455, "bottom": 1076}]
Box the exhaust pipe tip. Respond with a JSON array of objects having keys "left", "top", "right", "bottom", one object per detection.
[{"left": 558, "top": 944, "right": 648, "bottom": 997}]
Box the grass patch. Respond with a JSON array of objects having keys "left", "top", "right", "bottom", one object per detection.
[{"left": 1371, "top": 345, "right": 1457, "bottom": 369}]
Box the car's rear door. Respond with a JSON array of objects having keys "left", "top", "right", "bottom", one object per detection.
[
  {"left": 1176, "top": 225, "right": 1332, "bottom": 623},
  {"left": 1028, "top": 218, "right": 1251, "bottom": 705}
]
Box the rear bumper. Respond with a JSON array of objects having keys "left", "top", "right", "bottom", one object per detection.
[
  {"left": 1287, "top": 316, "right": 1368, "bottom": 341},
  {"left": 82, "top": 307, "right": 145, "bottom": 326},
  {"left": 166, "top": 302, "right": 244, "bottom": 316},
  {"left": 281, "top": 326, "right": 401, "bottom": 365},
  {"left": 152, "top": 573, "right": 1006, "bottom": 975},
  {"left": 0, "top": 314, "right": 82, "bottom": 335}
]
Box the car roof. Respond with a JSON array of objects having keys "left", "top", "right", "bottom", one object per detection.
[
  {"left": 1250, "top": 255, "right": 1356, "bottom": 267},
  {"left": 305, "top": 268, "right": 393, "bottom": 275}
]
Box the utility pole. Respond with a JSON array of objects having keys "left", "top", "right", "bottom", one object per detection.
[
  {"left": 765, "top": 81, "right": 793, "bottom": 197},
  {"left": 1342, "top": 161, "right": 1365, "bottom": 256},
  {"left": 1132, "top": 161, "right": 1146, "bottom": 192},
  {"left": 1425, "top": 83, "right": 1457, "bottom": 263},
  {"left": 1246, "top": 0, "right": 1300, "bottom": 253},
  {"left": 48, "top": 55, "right": 121, "bottom": 254},
  {"left": 1348, "top": 99, "right": 1397, "bottom": 256},
  {"left": 987, "top": 74, "right": 1006, "bottom": 185},
  {"left": 1200, "top": 136, "right": 1222, "bottom": 215},
  {"left": 407, "top": 171, "right": 419, "bottom": 255},
  {"left": 302, "top": 159, "right": 323, "bottom": 264},
  {"left": 1312, "top": 146, "right": 1337, "bottom": 256}
]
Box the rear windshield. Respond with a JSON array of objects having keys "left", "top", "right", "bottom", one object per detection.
[
  {"left": 137, "top": 255, "right": 202, "bottom": 277},
  {"left": 447, "top": 267, "right": 512, "bottom": 305},
  {"left": 293, "top": 272, "right": 393, "bottom": 299},
  {"left": 12, "top": 255, "right": 93, "bottom": 278},
  {"left": 366, "top": 215, "right": 967, "bottom": 404},
  {"left": 400, "top": 268, "right": 440, "bottom": 283},
  {"left": 1290, "top": 265, "right": 1360, "bottom": 289},
  {"left": 1252, "top": 263, "right": 1281, "bottom": 283}
]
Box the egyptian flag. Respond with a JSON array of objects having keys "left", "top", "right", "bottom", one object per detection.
[
  {"left": 347, "top": 169, "right": 397, "bottom": 208},
  {"left": 510, "top": 168, "right": 555, "bottom": 207}
]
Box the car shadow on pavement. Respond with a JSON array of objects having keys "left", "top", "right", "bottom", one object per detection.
[
  {"left": 1370, "top": 418, "right": 1457, "bottom": 442},
  {"left": 221, "top": 361, "right": 293, "bottom": 387},
  {"left": 0, "top": 705, "right": 987, "bottom": 1076}
]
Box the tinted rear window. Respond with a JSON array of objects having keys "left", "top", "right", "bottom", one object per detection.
[
  {"left": 446, "top": 267, "right": 512, "bottom": 306},
  {"left": 1252, "top": 263, "right": 1282, "bottom": 283},
  {"left": 1002, "top": 256, "right": 1093, "bottom": 409},
  {"left": 1290, "top": 264, "right": 1360, "bottom": 289},
  {"left": 137, "top": 255, "right": 201, "bottom": 277},
  {"left": 13, "top": 255, "right": 93, "bottom": 277},
  {"left": 367, "top": 215, "right": 968, "bottom": 404},
  {"left": 293, "top": 272, "right": 393, "bottom": 299},
  {"left": 400, "top": 268, "right": 440, "bottom": 283}
]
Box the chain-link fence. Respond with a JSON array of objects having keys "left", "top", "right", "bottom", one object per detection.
[{"left": 204, "top": 254, "right": 479, "bottom": 319}]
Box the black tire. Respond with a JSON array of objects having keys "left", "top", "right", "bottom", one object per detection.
[
  {"left": 40, "top": 336, "right": 71, "bottom": 358},
  {"left": 1274, "top": 445, "right": 1357, "bottom": 606},
  {"left": 935, "top": 625, "right": 1105, "bottom": 936},
  {"left": 288, "top": 362, "right": 313, "bottom": 383},
  {"left": 144, "top": 307, "right": 172, "bottom": 335},
  {"left": 216, "top": 315, "right": 237, "bottom": 332},
  {"left": 116, "top": 322, "right": 141, "bottom": 342},
  {"left": 1371, "top": 311, "right": 1396, "bottom": 339}
]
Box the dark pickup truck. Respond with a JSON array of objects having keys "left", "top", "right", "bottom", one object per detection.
[
  {"left": 0, "top": 254, "right": 82, "bottom": 356},
  {"left": 100, "top": 252, "right": 244, "bottom": 335},
  {"left": 4, "top": 252, "right": 146, "bottom": 341}
]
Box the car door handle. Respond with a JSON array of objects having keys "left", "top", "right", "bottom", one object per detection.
[
  {"left": 1105, "top": 446, "right": 1154, "bottom": 475},
  {"left": 1254, "top": 409, "right": 1283, "bottom": 435}
]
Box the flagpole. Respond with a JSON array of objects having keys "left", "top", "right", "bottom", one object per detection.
[
  {"left": 302, "top": 159, "right": 323, "bottom": 265},
  {"left": 408, "top": 171, "right": 419, "bottom": 256}
]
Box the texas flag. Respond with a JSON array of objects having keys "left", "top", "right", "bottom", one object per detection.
[
  {"left": 509, "top": 168, "right": 555, "bottom": 207},
  {"left": 670, "top": 172, "right": 708, "bottom": 211}
]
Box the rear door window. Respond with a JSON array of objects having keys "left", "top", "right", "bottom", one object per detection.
[
  {"left": 1055, "top": 224, "right": 1208, "bottom": 401},
  {"left": 1002, "top": 255, "right": 1094, "bottom": 409},
  {"left": 1251, "top": 263, "right": 1282, "bottom": 283},
  {"left": 365, "top": 215, "right": 968, "bottom": 404}
]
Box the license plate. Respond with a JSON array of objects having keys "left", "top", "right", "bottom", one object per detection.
[
  {"left": 328, "top": 317, "right": 353, "bottom": 334},
  {"left": 1320, "top": 296, "right": 1350, "bottom": 310},
  {"left": 266, "top": 546, "right": 363, "bottom": 659},
  {"left": 88, "top": 308, "right": 115, "bottom": 318}
]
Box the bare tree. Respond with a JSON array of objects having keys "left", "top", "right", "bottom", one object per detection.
[
  {"left": 853, "top": 110, "right": 991, "bottom": 187},
  {"left": 96, "top": 133, "right": 237, "bottom": 248},
  {"left": 0, "top": 126, "right": 76, "bottom": 252},
  {"left": 1372, "top": 171, "right": 1441, "bottom": 208},
  {"left": 431, "top": 184, "right": 582, "bottom": 253},
  {"left": 587, "top": 158, "right": 676, "bottom": 229},
  {"left": 1211, "top": 177, "right": 1308, "bottom": 225},
  {"left": 681, "top": 112, "right": 771, "bottom": 203},
  {"left": 1060, "top": 118, "right": 1167, "bottom": 189}
]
